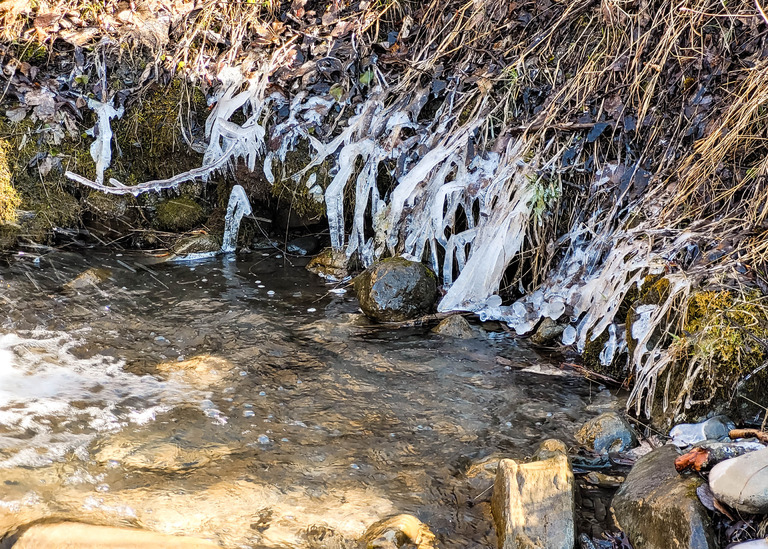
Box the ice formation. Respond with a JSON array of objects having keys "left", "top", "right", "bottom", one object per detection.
[
  {"left": 221, "top": 184, "right": 253, "bottom": 254},
  {"left": 65, "top": 58, "right": 695, "bottom": 417}
]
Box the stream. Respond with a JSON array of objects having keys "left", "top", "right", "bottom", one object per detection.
[{"left": 0, "top": 248, "right": 619, "bottom": 548}]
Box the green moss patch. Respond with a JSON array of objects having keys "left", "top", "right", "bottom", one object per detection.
[{"left": 155, "top": 197, "right": 205, "bottom": 232}]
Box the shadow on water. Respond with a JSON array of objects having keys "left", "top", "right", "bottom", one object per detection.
[{"left": 0, "top": 249, "right": 619, "bottom": 548}]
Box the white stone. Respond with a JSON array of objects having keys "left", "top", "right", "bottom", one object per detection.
[
  {"left": 491, "top": 454, "right": 574, "bottom": 549},
  {"left": 709, "top": 447, "right": 768, "bottom": 514}
]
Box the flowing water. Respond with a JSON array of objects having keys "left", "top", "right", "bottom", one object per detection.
[{"left": 0, "top": 248, "right": 619, "bottom": 548}]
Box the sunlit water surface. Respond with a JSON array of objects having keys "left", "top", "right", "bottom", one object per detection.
[{"left": 0, "top": 249, "right": 617, "bottom": 548}]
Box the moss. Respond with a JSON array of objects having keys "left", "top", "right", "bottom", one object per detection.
[
  {"left": 155, "top": 197, "right": 206, "bottom": 232},
  {"left": 111, "top": 80, "right": 207, "bottom": 183},
  {"left": 652, "top": 289, "right": 768, "bottom": 426},
  {"left": 0, "top": 139, "right": 21, "bottom": 223},
  {"left": 270, "top": 139, "right": 328, "bottom": 221}
]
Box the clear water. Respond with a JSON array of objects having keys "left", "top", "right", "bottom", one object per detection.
[{"left": 0, "top": 249, "right": 617, "bottom": 548}]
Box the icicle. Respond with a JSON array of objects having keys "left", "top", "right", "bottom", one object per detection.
[
  {"left": 86, "top": 97, "right": 124, "bottom": 185},
  {"left": 221, "top": 185, "right": 253, "bottom": 254}
]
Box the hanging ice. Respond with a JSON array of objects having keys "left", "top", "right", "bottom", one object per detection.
[
  {"left": 221, "top": 185, "right": 253, "bottom": 254},
  {"left": 86, "top": 97, "right": 124, "bottom": 185}
]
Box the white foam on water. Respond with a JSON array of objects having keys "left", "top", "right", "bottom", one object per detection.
[{"left": 0, "top": 330, "right": 191, "bottom": 468}]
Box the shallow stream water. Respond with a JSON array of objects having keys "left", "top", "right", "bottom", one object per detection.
[{"left": 0, "top": 248, "right": 618, "bottom": 548}]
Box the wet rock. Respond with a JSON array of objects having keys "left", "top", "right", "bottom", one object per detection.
[
  {"left": 12, "top": 522, "right": 221, "bottom": 548},
  {"left": 612, "top": 444, "right": 716, "bottom": 549},
  {"left": 287, "top": 235, "right": 321, "bottom": 256},
  {"left": 669, "top": 415, "right": 734, "bottom": 447},
  {"left": 431, "top": 315, "right": 474, "bottom": 338},
  {"left": 575, "top": 412, "right": 637, "bottom": 454},
  {"left": 530, "top": 318, "right": 565, "bottom": 345},
  {"left": 709, "top": 446, "right": 768, "bottom": 514},
  {"left": 92, "top": 428, "right": 239, "bottom": 472},
  {"left": 306, "top": 247, "right": 353, "bottom": 280},
  {"left": 354, "top": 257, "right": 438, "bottom": 322},
  {"left": 155, "top": 354, "right": 236, "bottom": 389},
  {"left": 170, "top": 233, "right": 222, "bottom": 256},
  {"left": 62, "top": 267, "right": 112, "bottom": 291},
  {"left": 491, "top": 454, "right": 575, "bottom": 549},
  {"left": 532, "top": 438, "right": 568, "bottom": 461},
  {"left": 156, "top": 197, "right": 206, "bottom": 232},
  {"left": 360, "top": 514, "right": 437, "bottom": 549}
]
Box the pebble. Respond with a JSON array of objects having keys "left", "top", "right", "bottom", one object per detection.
[{"left": 257, "top": 435, "right": 270, "bottom": 444}]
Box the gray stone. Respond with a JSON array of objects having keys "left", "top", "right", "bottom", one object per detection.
[
  {"left": 669, "top": 416, "right": 734, "bottom": 447},
  {"left": 727, "top": 541, "right": 768, "bottom": 548},
  {"left": 431, "top": 315, "right": 474, "bottom": 338},
  {"left": 287, "top": 236, "right": 321, "bottom": 256},
  {"left": 530, "top": 318, "right": 565, "bottom": 345},
  {"left": 612, "top": 444, "right": 717, "bottom": 549},
  {"left": 709, "top": 446, "right": 768, "bottom": 514},
  {"left": 575, "top": 412, "right": 637, "bottom": 454},
  {"left": 354, "top": 257, "right": 438, "bottom": 322},
  {"left": 492, "top": 454, "right": 575, "bottom": 549},
  {"left": 532, "top": 439, "right": 568, "bottom": 461},
  {"left": 170, "top": 233, "right": 222, "bottom": 256}
]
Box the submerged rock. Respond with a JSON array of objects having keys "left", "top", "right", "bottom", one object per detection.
[
  {"left": 62, "top": 267, "right": 112, "bottom": 291},
  {"left": 287, "top": 235, "right": 321, "bottom": 256},
  {"left": 575, "top": 412, "right": 637, "bottom": 454},
  {"left": 532, "top": 439, "right": 568, "bottom": 461},
  {"left": 12, "top": 522, "right": 221, "bottom": 548},
  {"left": 360, "top": 514, "right": 437, "bottom": 549},
  {"left": 709, "top": 446, "right": 768, "bottom": 514},
  {"left": 306, "top": 247, "right": 353, "bottom": 280},
  {"left": 155, "top": 354, "right": 236, "bottom": 389},
  {"left": 354, "top": 257, "right": 438, "bottom": 322},
  {"left": 612, "top": 444, "right": 716, "bottom": 549},
  {"left": 669, "top": 415, "right": 734, "bottom": 447},
  {"left": 170, "top": 233, "right": 222, "bottom": 256},
  {"left": 491, "top": 454, "right": 575, "bottom": 549},
  {"left": 431, "top": 315, "right": 474, "bottom": 338}
]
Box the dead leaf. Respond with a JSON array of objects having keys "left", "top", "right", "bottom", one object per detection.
[{"left": 5, "top": 107, "right": 27, "bottom": 122}]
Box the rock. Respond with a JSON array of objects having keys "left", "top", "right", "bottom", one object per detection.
[
  {"left": 155, "top": 354, "right": 236, "bottom": 389},
  {"left": 92, "top": 426, "right": 240, "bottom": 472},
  {"left": 669, "top": 415, "right": 734, "bottom": 447},
  {"left": 354, "top": 257, "right": 438, "bottom": 322},
  {"left": 156, "top": 197, "right": 206, "bottom": 232},
  {"left": 612, "top": 444, "right": 717, "bottom": 549},
  {"left": 360, "top": 514, "right": 437, "bottom": 549},
  {"left": 287, "top": 235, "right": 321, "bottom": 256},
  {"left": 170, "top": 233, "right": 222, "bottom": 256},
  {"left": 575, "top": 412, "right": 637, "bottom": 454},
  {"left": 727, "top": 541, "right": 768, "bottom": 548},
  {"left": 491, "top": 454, "right": 575, "bottom": 549},
  {"left": 62, "top": 267, "right": 112, "bottom": 291},
  {"left": 709, "top": 446, "right": 768, "bottom": 514},
  {"left": 532, "top": 439, "right": 568, "bottom": 461},
  {"left": 530, "top": 318, "right": 565, "bottom": 345},
  {"left": 307, "top": 248, "right": 353, "bottom": 280},
  {"left": 431, "top": 315, "right": 474, "bottom": 338},
  {"left": 12, "top": 522, "right": 221, "bottom": 548}
]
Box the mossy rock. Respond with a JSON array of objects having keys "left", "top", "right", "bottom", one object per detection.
[
  {"left": 648, "top": 288, "right": 768, "bottom": 428},
  {"left": 155, "top": 197, "right": 206, "bottom": 232}
]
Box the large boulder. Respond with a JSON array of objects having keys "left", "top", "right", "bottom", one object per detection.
[
  {"left": 612, "top": 444, "right": 716, "bottom": 549},
  {"left": 354, "top": 257, "right": 438, "bottom": 322},
  {"left": 491, "top": 454, "right": 575, "bottom": 549},
  {"left": 709, "top": 446, "right": 768, "bottom": 514}
]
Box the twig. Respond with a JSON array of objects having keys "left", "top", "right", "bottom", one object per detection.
[
  {"left": 757, "top": 0, "right": 768, "bottom": 25},
  {"left": 729, "top": 428, "right": 768, "bottom": 443}
]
